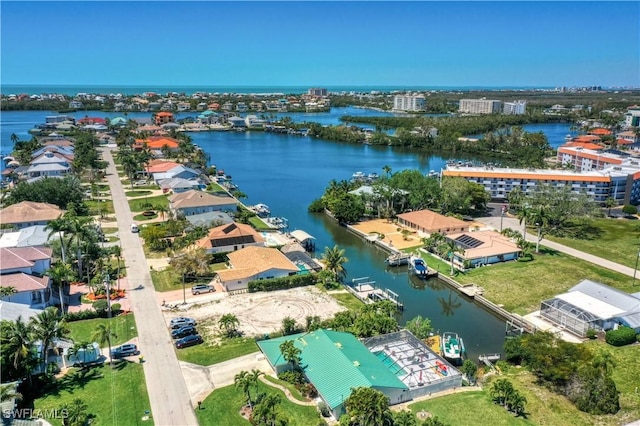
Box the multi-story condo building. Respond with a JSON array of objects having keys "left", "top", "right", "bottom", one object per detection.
[
  {"left": 442, "top": 165, "right": 640, "bottom": 205},
  {"left": 458, "top": 99, "right": 502, "bottom": 114},
  {"left": 557, "top": 145, "right": 628, "bottom": 171},
  {"left": 503, "top": 100, "right": 527, "bottom": 115},
  {"left": 393, "top": 94, "right": 426, "bottom": 112},
  {"left": 308, "top": 88, "right": 328, "bottom": 96},
  {"left": 624, "top": 107, "right": 640, "bottom": 127}
]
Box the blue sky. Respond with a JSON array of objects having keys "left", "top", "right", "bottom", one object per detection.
[{"left": 1, "top": 1, "right": 639, "bottom": 87}]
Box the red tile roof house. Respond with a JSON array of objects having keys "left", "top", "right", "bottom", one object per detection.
[
  {"left": 0, "top": 201, "right": 63, "bottom": 230},
  {"left": 0, "top": 247, "right": 53, "bottom": 308},
  {"left": 396, "top": 209, "right": 469, "bottom": 237}
]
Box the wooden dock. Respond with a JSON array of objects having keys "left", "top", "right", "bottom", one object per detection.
[
  {"left": 459, "top": 284, "right": 484, "bottom": 297},
  {"left": 348, "top": 277, "right": 404, "bottom": 310}
]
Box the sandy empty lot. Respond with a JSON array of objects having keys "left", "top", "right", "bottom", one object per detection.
[{"left": 164, "top": 286, "right": 346, "bottom": 337}]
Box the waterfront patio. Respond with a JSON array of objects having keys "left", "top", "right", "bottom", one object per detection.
[{"left": 351, "top": 219, "right": 422, "bottom": 250}]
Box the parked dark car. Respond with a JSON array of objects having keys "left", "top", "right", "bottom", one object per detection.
[
  {"left": 171, "top": 325, "right": 197, "bottom": 339},
  {"left": 175, "top": 334, "right": 203, "bottom": 349},
  {"left": 111, "top": 343, "right": 139, "bottom": 359},
  {"left": 191, "top": 284, "right": 215, "bottom": 295},
  {"left": 169, "top": 317, "right": 197, "bottom": 329}
]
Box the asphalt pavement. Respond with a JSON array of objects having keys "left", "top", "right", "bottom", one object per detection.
[{"left": 101, "top": 147, "right": 198, "bottom": 426}]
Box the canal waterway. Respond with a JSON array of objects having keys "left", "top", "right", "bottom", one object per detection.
[{"left": 0, "top": 106, "right": 554, "bottom": 360}]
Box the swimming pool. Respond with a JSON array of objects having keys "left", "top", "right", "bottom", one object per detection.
[{"left": 374, "top": 351, "right": 408, "bottom": 377}]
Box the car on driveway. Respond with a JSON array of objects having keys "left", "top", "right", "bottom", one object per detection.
[
  {"left": 171, "top": 325, "right": 197, "bottom": 339},
  {"left": 169, "top": 317, "right": 196, "bottom": 329},
  {"left": 175, "top": 334, "right": 203, "bottom": 349},
  {"left": 111, "top": 343, "right": 139, "bottom": 359},
  {"left": 191, "top": 284, "right": 215, "bottom": 295}
]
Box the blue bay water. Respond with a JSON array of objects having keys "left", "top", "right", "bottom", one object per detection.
[{"left": 1, "top": 106, "right": 518, "bottom": 358}]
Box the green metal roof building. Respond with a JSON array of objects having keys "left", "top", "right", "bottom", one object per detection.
[{"left": 257, "top": 329, "right": 409, "bottom": 417}]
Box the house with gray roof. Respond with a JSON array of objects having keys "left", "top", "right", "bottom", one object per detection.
[
  {"left": 0, "top": 225, "right": 53, "bottom": 248},
  {"left": 153, "top": 165, "right": 200, "bottom": 184},
  {"left": 169, "top": 190, "right": 239, "bottom": 217},
  {"left": 158, "top": 177, "right": 202, "bottom": 194},
  {"left": 540, "top": 279, "right": 640, "bottom": 337}
]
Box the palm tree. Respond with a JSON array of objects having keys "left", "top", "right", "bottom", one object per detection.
[
  {"left": 46, "top": 216, "right": 72, "bottom": 264},
  {"left": 1, "top": 316, "right": 36, "bottom": 380},
  {"left": 279, "top": 340, "right": 301, "bottom": 370},
  {"left": 248, "top": 369, "right": 264, "bottom": 399},
  {"left": 382, "top": 165, "right": 392, "bottom": 177},
  {"left": 0, "top": 383, "right": 22, "bottom": 403},
  {"left": 506, "top": 391, "right": 527, "bottom": 417},
  {"left": 60, "top": 398, "right": 89, "bottom": 426},
  {"left": 46, "top": 261, "right": 75, "bottom": 313},
  {"left": 234, "top": 370, "right": 253, "bottom": 409},
  {"left": 604, "top": 197, "right": 616, "bottom": 216},
  {"left": 490, "top": 378, "right": 514, "bottom": 408},
  {"left": 10, "top": 133, "right": 20, "bottom": 145},
  {"left": 66, "top": 215, "right": 95, "bottom": 275},
  {"left": 441, "top": 239, "right": 464, "bottom": 275},
  {"left": 252, "top": 393, "right": 281, "bottom": 426},
  {"left": 218, "top": 313, "right": 240, "bottom": 338},
  {"left": 68, "top": 341, "right": 92, "bottom": 366},
  {"left": 30, "top": 307, "right": 68, "bottom": 374},
  {"left": 529, "top": 205, "right": 550, "bottom": 253},
  {"left": 91, "top": 324, "right": 116, "bottom": 365},
  {"left": 515, "top": 205, "right": 531, "bottom": 241},
  {"left": 321, "top": 245, "right": 349, "bottom": 283},
  {"left": 155, "top": 204, "right": 169, "bottom": 222}
]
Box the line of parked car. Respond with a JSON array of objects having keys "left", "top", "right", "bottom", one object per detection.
[{"left": 170, "top": 317, "right": 204, "bottom": 349}]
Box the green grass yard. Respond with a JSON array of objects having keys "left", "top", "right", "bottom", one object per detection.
[
  {"left": 249, "top": 216, "right": 272, "bottom": 231},
  {"left": 128, "top": 195, "right": 169, "bottom": 212},
  {"left": 328, "top": 290, "right": 364, "bottom": 311},
  {"left": 453, "top": 248, "right": 632, "bottom": 314},
  {"left": 85, "top": 199, "right": 114, "bottom": 215},
  {"left": 125, "top": 190, "right": 154, "bottom": 197},
  {"left": 66, "top": 315, "right": 138, "bottom": 347},
  {"left": 176, "top": 337, "right": 258, "bottom": 366},
  {"left": 196, "top": 381, "right": 321, "bottom": 426},
  {"left": 34, "top": 363, "right": 152, "bottom": 426},
  {"left": 545, "top": 217, "right": 640, "bottom": 269}
]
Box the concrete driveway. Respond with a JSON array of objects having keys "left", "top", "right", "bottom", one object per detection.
[{"left": 180, "top": 352, "right": 272, "bottom": 404}]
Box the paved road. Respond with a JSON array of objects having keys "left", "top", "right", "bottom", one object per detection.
[
  {"left": 477, "top": 209, "right": 637, "bottom": 278},
  {"left": 101, "top": 147, "right": 198, "bottom": 426}
]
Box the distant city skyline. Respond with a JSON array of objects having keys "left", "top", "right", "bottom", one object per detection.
[{"left": 1, "top": 1, "right": 638, "bottom": 88}]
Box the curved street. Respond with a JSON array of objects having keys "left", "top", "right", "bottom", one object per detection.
[{"left": 101, "top": 147, "right": 198, "bottom": 426}]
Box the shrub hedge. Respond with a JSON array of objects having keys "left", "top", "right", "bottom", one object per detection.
[
  {"left": 605, "top": 326, "right": 637, "bottom": 346},
  {"left": 248, "top": 274, "right": 317, "bottom": 293}
]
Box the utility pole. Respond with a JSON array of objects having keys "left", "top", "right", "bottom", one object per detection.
[
  {"left": 104, "top": 271, "right": 112, "bottom": 318},
  {"left": 182, "top": 273, "right": 186, "bottom": 305},
  {"left": 634, "top": 249, "right": 640, "bottom": 287}
]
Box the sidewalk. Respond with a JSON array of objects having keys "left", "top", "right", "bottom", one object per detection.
[{"left": 476, "top": 215, "right": 636, "bottom": 278}]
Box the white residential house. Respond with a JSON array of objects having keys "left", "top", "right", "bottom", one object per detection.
[
  {"left": 169, "top": 190, "right": 239, "bottom": 217},
  {"left": 0, "top": 247, "right": 53, "bottom": 308}
]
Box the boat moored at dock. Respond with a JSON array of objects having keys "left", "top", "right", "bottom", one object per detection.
[
  {"left": 409, "top": 256, "right": 437, "bottom": 278},
  {"left": 385, "top": 252, "right": 410, "bottom": 266},
  {"left": 441, "top": 332, "right": 465, "bottom": 365}
]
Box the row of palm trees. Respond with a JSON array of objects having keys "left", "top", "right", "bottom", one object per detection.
[{"left": 490, "top": 378, "right": 527, "bottom": 417}]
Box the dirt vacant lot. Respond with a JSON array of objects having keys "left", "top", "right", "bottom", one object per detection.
[{"left": 164, "top": 286, "right": 346, "bottom": 337}]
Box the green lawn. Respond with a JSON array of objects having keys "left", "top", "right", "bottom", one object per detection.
[
  {"left": 151, "top": 267, "right": 220, "bottom": 292},
  {"left": 100, "top": 227, "right": 118, "bottom": 235},
  {"left": 128, "top": 195, "right": 169, "bottom": 212},
  {"left": 196, "top": 381, "right": 321, "bottom": 426},
  {"left": 177, "top": 337, "right": 259, "bottom": 366},
  {"left": 452, "top": 248, "right": 632, "bottom": 315},
  {"left": 545, "top": 217, "right": 640, "bottom": 269},
  {"left": 66, "top": 315, "right": 138, "bottom": 347},
  {"left": 125, "top": 190, "right": 154, "bottom": 197},
  {"left": 207, "top": 182, "right": 225, "bottom": 192},
  {"left": 328, "top": 290, "right": 364, "bottom": 311},
  {"left": 34, "top": 363, "right": 152, "bottom": 426},
  {"left": 85, "top": 199, "right": 115, "bottom": 215},
  {"left": 249, "top": 216, "right": 272, "bottom": 231},
  {"left": 133, "top": 212, "right": 159, "bottom": 221}
]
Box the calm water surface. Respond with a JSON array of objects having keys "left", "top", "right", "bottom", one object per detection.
[{"left": 2, "top": 108, "right": 510, "bottom": 358}]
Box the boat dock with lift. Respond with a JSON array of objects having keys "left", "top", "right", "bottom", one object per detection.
[
  {"left": 348, "top": 277, "right": 404, "bottom": 311},
  {"left": 409, "top": 256, "right": 438, "bottom": 278},
  {"left": 385, "top": 252, "right": 410, "bottom": 266}
]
